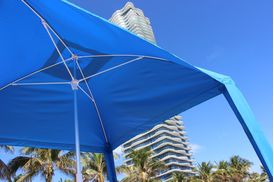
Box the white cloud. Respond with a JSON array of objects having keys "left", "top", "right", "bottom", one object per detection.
[{"left": 190, "top": 143, "right": 202, "bottom": 154}]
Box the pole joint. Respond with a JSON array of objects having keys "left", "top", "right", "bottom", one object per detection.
[
  {"left": 72, "top": 54, "right": 78, "bottom": 61},
  {"left": 71, "top": 79, "right": 79, "bottom": 90}
]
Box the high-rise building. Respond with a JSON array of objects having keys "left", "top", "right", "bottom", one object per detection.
[
  {"left": 110, "top": 2, "right": 195, "bottom": 181},
  {"left": 122, "top": 116, "right": 195, "bottom": 181},
  {"left": 109, "top": 2, "right": 156, "bottom": 44}
]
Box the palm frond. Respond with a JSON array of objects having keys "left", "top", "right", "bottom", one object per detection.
[
  {"left": 50, "top": 150, "right": 59, "bottom": 161},
  {"left": 0, "top": 145, "right": 14, "bottom": 153},
  {"left": 20, "top": 147, "right": 36, "bottom": 155},
  {"left": 16, "top": 171, "right": 39, "bottom": 182},
  {"left": 0, "top": 159, "right": 10, "bottom": 179},
  {"left": 7, "top": 156, "right": 31, "bottom": 175},
  {"left": 119, "top": 148, "right": 165, "bottom": 181},
  {"left": 22, "top": 157, "right": 44, "bottom": 172}
]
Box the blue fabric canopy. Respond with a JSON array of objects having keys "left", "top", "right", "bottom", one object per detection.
[{"left": 0, "top": 0, "right": 272, "bottom": 181}]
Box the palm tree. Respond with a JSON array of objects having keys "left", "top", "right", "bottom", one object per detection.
[
  {"left": 229, "top": 155, "right": 252, "bottom": 182},
  {"left": 81, "top": 153, "right": 106, "bottom": 182},
  {"left": 117, "top": 165, "right": 140, "bottom": 182},
  {"left": 0, "top": 145, "right": 14, "bottom": 181},
  {"left": 248, "top": 172, "right": 267, "bottom": 182},
  {"left": 213, "top": 160, "right": 230, "bottom": 182},
  {"left": 0, "top": 145, "right": 13, "bottom": 181},
  {"left": 0, "top": 156, "right": 30, "bottom": 182},
  {"left": 16, "top": 147, "right": 75, "bottom": 182},
  {"left": 196, "top": 162, "right": 214, "bottom": 182},
  {"left": 172, "top": 172, "right": 188, "bottom": 182},
  {"left": 259, "top": 166, "right": 268, "bottom": 182},
  {"left": 0, "top": 146, "right": 30, "bottom": 182},
  {"left": 81, "top": 152, "right": 121, "bottom": 182},
  {"left": 117, "top": 147, "right": 166, "bottom": 182}
]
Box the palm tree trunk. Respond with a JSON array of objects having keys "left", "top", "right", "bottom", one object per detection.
[
  {"left": 46, "top": 177, "right": 52, "bottom": 182},
  {"left": 46, "top": 174, "right": 53, "bottom": 182},
  {"left": 99, "top": 174, "right": 104, "bottom": 182}
]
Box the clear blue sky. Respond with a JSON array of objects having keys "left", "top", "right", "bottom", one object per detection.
[{"left": 1, "top": 0, "right": 272, "bottom": 181}]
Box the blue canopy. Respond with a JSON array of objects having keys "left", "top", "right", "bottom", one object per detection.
[{"left": 0, "top": 0, "right": 272, "bottom": 181}]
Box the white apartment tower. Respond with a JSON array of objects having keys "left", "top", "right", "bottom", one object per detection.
[
  {"left": 110, "top": 2, "right": 195, "bottom": 181},
  {"left": 122, "top": 116, "right": 195, "bottom": 181},
  {"left": 109, "top": 2, "right": 156, "bottom": 44}
]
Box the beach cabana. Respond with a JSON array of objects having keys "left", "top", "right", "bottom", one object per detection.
[{"left": 0, "top": 1, "right": 272, "bottom": 181}]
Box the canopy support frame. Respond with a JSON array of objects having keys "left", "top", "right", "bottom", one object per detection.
[
  {"left": 72, "top": 61, "right": 83, "bottom": 182},
  {"left": 78, "top": 56, "right": 144, "bottom": 82},
  {"left": 42, "top": 21, "right": 74, "bottom": 80},
  {"left": 200, "top": 68, "right": 273, "bottom": 180},
  {"left": 0, "top": 55, "right": 164, "bottom": 91},
  {"left": 73, "top": 86, "right": 83, "bottom": 182},
  {"left": 74, "top": 57, "right": 110, "bottom": 144},
  {"left": 222, "top": 85, "right": 273, "bottom": 180},
  {"left": 104, "top": 146, "right": 118, "bottom": 182}
]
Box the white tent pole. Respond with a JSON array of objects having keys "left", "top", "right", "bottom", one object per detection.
[
  {"left": 72, "top": 59, "right": 82, "bottom": 182},
  {"left": 79, "top": 56, "right": 144, "bottom": 82},
  {"left": 73, "top": 87, "right": 82, "bottom": 181}
]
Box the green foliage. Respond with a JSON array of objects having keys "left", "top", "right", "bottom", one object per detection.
[
  {"left": 196, "top": 161, "right": 215, "bottom": 182},
  {"left": 81, "top": 153, "right": 106, "bottom": 182},
  {"left": 16, "top": 147, "right": 75, "bottom": 182},
  {"left": 0, "top": 146, "right": 115, "bottom": 182},
  {"left": 0, "top": 146, "right": 29, "bottom": 182},
  {"left": 228, "top": 155, "right": 252, "bottom": 182},
  {"left": 0, "top": 145, "right": 14, "bottom": 153},
  {"left": 0, "top": 145, "right": 270, "bottom": 182},
  {"left": 117, "top": 147, "right": 166, "bottom": 182},
  {"left": 186, "top": 156, "right": 268, "bottom": 182},
  {"left": 172, "top": 172, "right": 188, "bottom": 182}
]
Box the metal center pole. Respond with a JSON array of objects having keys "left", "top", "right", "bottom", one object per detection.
[
  {"left": 73, "top": 59, "right": 82, "bottom": 182},
  {"left": 74, "top": 89, "right": 82, "bottom": 181}
]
